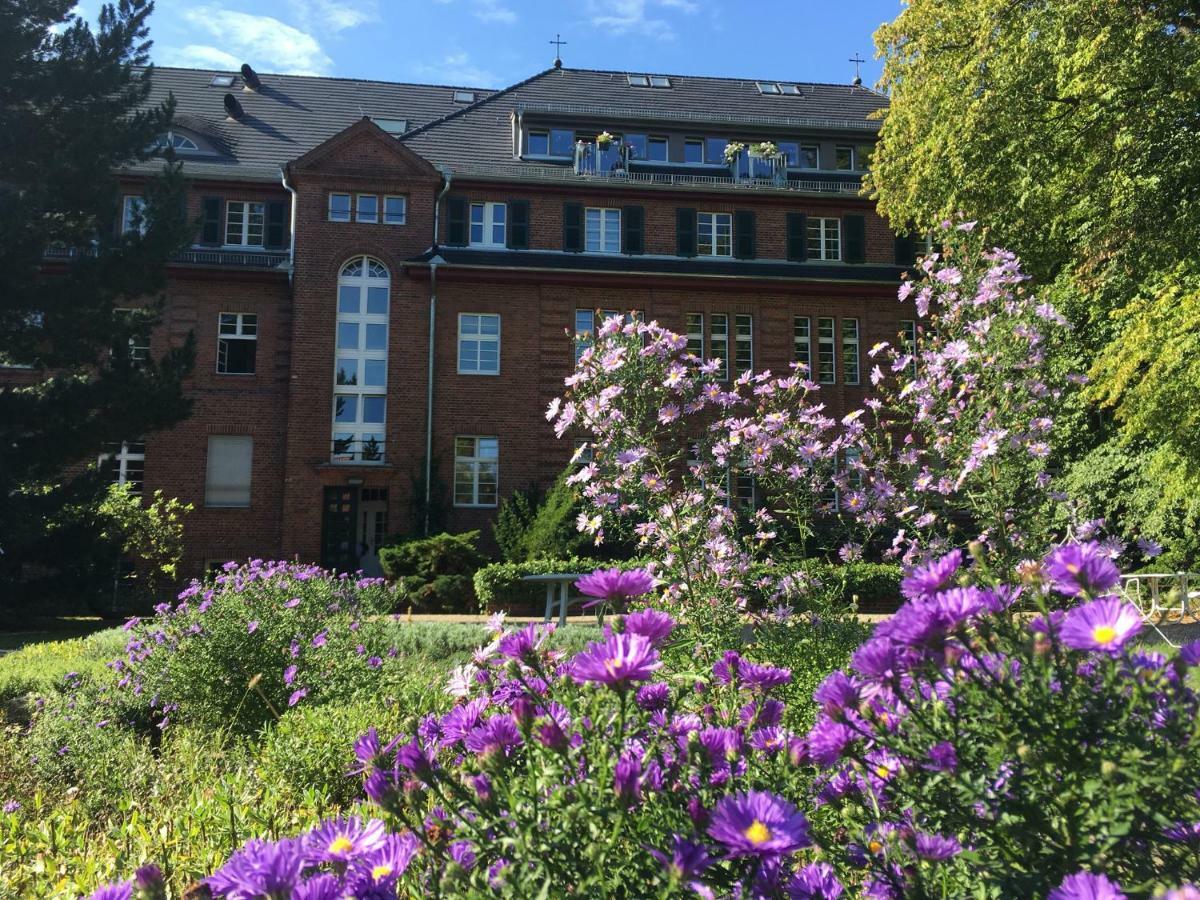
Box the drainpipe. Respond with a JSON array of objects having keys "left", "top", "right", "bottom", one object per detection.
[
  {"left": 279, "top": 166, "right": 297, "bottom": 284},
  {"left": 424, "top": 167, "right": 453, "bottom": 536}
]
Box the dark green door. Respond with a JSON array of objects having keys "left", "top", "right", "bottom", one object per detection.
[{"left": 321, "top": 486, "right": 359, "bottom": 572}]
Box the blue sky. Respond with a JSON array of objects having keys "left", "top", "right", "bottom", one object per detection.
[{"left": 107, "top": 0, "right": 902, "bottom": 90}]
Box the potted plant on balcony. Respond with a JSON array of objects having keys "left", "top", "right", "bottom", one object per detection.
[
  {"left": 596, "top": 130, "right": 616, "bottom": 148},
  {"left": 750, "top": 140, "right": 779, "bottom": 159}
]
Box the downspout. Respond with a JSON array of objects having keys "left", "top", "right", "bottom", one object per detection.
[
  {"left": 425, "top": 167, "right": 453, "bottom": 536},
  {"left": 279, "top": 166, "right": 297, "bottom": 284}
]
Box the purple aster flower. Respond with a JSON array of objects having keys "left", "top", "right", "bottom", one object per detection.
[
  {"left": 283, "top": 664, "right": 298, "bottom": 686},
  {"left": 497, "top": 623, "right": 552, "bottom": 663},
  {"left": 304, "top": 816, "right": 388, "bottom": 865},
  {"left": 1164, "top": 888, "right": 1200, "bottom": 900},
  {"left": 635, "top": 681, "right": 671, "bottom": 710},
  {"left": 440, "top": 697, "right": 490, "bottom": 745},
  {"left": 852, "top": 638, "right": 913, "bottom": 682},
  {"left": 1179, "top": 641, "right": 1200, "bottom": 666},
  {"left": 284, "top": 597, "right": 301, "bottom": 608},
  {"left": 464, "top": 714, "right": 523, "bottom": 759},
  {"left": 571, "top": 632, "right": 662, "bottom": 690},
  {"left": 622, "top": 608, "right": 676, "bottom": 646},
  {"left": 698, "top": 726, "right": 744, "bottom": 765},
  {"left": 912, "top": 832, "right": 961, "bottom": 860},
  {"left": 246, "top": 620, "right": 258, "bottom": 634},
  {"left": 924, "top": 741, "right": 958, "bottom": 772},
  {"left": 1164, "top": 822, "right": 1200, "bottom": 844},
  {"left": 311, "top": 630, "right": 328, "bottom": 648},
  {"left": 207, "top": 837, "right": 306, "bottom": 898},
  {"left": 1044, "top": 543, "right": 1121, "bottom": 598},
  {"left": 133, "top": 864, "right": 163, "bottom": 893},
  {"left": 807, "top": 718, "right": 857, "bottom": 766},
  {"left": 288, "top": 688, "right": 308, "bottom": 707},
  {"left": 86, "top": 883, "right": 132, "bottom": 900},
  {"left": 1135, "top": 537, "right": 1163, "bottom": 558},
  {"left": 614, "top": 751, "right": 642, "bottom": 802},
  {"left": 368, "top": 656, "right": 383, "bottom": 668},
  {"left": 814, "top": 671, "right": 861, "bottom": 717},
  {"left": 901, "top": 549, "right": 962, "bottom": 600},
  {"left": 395, "top": 737, "right": 438, "bottom": 779},
  {"left": 2, "top": 800, "right": 20, "bottom": 813},
  {"left": 1047, "top": 871, "right": 1126, "bottom": 900},
  {"left": 737, "top": 661, "right": 792, "bottom": 691},
  {"left": 708, "top": 790, "right": 811, "bottom": 857},
  {"left": 291, "top": 874, "right": 341, "bottom": 900},
  {"left": 347, "top": 832, "right": 420, "bottom": 891},
  {"left": 787, "top": 861, "right": 844, "bottom": 899},
  {"left": 1059, "top": 598, "right": 1142, "bottom": 654},
  {"left": 575, "top": 567, "right": 656, "bottom": 608},
  {"left": 713, "top": 650, "right": 741, "bottom": 685},
  {"left": 646, "top": 834, "right": 714, "bottom": 882}
]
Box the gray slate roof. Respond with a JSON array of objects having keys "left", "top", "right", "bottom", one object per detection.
[
  {"left": 126, "top": 67, "right": 495, "bottom": 181},
  {"left": 402, "top": 67, "right": 888, "bottom": 170}
]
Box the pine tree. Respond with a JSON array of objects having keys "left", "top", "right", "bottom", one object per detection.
[{"left": 0, "top": 0, "right": 195, "bottom": 604}]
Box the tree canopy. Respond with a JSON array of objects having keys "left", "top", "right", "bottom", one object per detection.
[{"left": 0, "top": 0, "right": 195, "bottom": 605}]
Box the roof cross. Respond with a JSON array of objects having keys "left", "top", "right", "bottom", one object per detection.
[
  {"left": 550, "top": 34, "right": 567, "bottom": 68},
  {"left": 849, "top": 53, "right": 865, "bottom": 86}
]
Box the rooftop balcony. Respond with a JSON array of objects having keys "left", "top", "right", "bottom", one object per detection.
[{"left": 43, "top": 244, "right": 290, "bottom": 270}]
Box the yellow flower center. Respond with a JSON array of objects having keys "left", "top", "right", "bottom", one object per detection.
[
  {"left": 875, "top": 765, "right": 891, "bottom": 778},
  {"left": 372, "top": 864, "right": 394, "bottom": 880},
  {"left": 868, "top": 839, "right": 884, "bottom": 854},
  {"left": 1066, "top": 562, "right": 1080, "bottom": 574},
  {"left": 1092, "top": 625, "right": 1117, "bottom": 645},
  {"left": 328, "top": 836, "right": 355, "bottom": 854},
  {"left": 744, "top": 820, "right": 771, "bottom": 845}
]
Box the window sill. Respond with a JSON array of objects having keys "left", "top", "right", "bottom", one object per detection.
[
  {"left": 457, "top": 370, "right": 501, "bottom": 376},
  {"left": 204, "top": 503, "right": 252, "bottom": 509},
  {"left": 215, "top": 371, "right": 257, "bottom": 377},
  {"left": 454, "top": 503, "right": 498, "bottom": 509}
]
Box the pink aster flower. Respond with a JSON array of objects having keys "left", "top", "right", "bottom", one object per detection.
[
  {"left": 304, "top": 816, "right": 388, "bottom": 865},
  {"left": 622, "top": 608, "right": 676, "bottom": 646},
  {"left": 571, "top": 632, "right": 662, "bottom": 689},
  {"left": 1059, "top": 597, "right": 1141, "bottom": 654},
  {"left": 708, "top": 790, "right": 811, "bottom": 858}
]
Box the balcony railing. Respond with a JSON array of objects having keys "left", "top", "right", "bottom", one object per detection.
[
  {"left": 331, "top": 436, "right": 386, "bottom": 465},
  {"left": 43, "top": 244, "right": 289, "bottom": 269},
  {"left": 515, "top": 101, "right": 880, "bottom": 133}
]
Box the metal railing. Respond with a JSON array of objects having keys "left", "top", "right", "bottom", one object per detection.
[
  {"left": 43, "top": 245, "right": 289, "bottom": 269},
  {"left": 454, "top": 161, "right": 863, "bottom": 195},
  {"left": 331, "top": 437, "right": 387, "bottom": 465},
  {"left": 515, "top": 101, "right": 881, "bottom": 132}
]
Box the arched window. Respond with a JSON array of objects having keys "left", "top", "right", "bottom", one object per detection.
[
  {"left": 332, "top": 256, "right": 389, "bottom": 463},
  {"left": 152, "top": 130, "right": 201, "bottom": 153}
]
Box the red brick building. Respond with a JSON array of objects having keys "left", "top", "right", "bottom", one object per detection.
[{"left": 32, "top": 63, "right": 916, "bottom": 577}]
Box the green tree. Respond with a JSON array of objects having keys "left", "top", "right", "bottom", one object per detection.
[
  {"left": 0, "top": 0, "right": 195, "bottom": 603},
  {"left": 868, "top": 0, "right": 1200, "bottom": 561}
]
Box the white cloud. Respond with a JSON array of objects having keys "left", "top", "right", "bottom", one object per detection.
[
  {"left": 472, "top": 0, "right": 516, "bottom": 24},
  {"left": 173, "top": 7, "right": 332, "bottom": 75},
  {"left": 657, "top": 0, "right": 698, "bottom": 12},
  {"left": 157, "top": 44, "right": 242, "bottom": 70},
  {"left": 413, "top": 51, "right": 498, "bottom": 87},
  {"left": 288, "top": 0, "right": 379, "bottom": 33},
  {"left": 586, "top": 0, "right": 677, "bottom": 40}
]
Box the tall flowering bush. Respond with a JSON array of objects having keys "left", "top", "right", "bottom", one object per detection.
[
  {"left": 804, "top": 541, "right": 1200, "bottom": 896},
  {"left": 108, "top": 559, "right": 400, "bottom": 732}
]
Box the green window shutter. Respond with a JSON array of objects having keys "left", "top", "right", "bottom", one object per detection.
[
  {"left": 563, "top": 201, "right": 583, "bottom": 252},
  {"left": 266, "top": 201, "right": 287, "bottom": 249},
  {"left": 446, "top": 195, "right": 467, "bottom": 246},
  {"left": 786, "top": 213, "right": 807, "bottom": 262},
  {"left": 676, "top": 207, "right": 696, "bottom": 257},
  {"left": 894, "top": 232, "right": 917, "bottom": 265},
  {"left": 507, "top": 199, "right": 529, "bottom": 249},
  {"left": 843, "top": 214, "right": 866, "bottom": 264},
  {"left": 201, "top": 196, "right": 222, "bottom": 245},
  {"left": 622, "top": 205, "right": 644, "bottom": 255},
  {"left": 734, "top": 210, "right": 756, "bottom": 259}
]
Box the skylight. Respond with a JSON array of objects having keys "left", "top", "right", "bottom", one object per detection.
[
  {"left": 628, "top": 74, "right": 671, "bottom": 88},
  {"left": 757, "top": 82, "right": 804, "bottom": 96},
  {"left": 781, "top": 84, "right": 803, "bottom": 95},
  {"left": 372, "top": 118, "right": 409, "bottom": 136},
  {"left": 756, "top": 82, "right": 781, "bottom": 94},
  {"left": 453, "top": 90, "right": 476, "bottom": 103},
  {"left": 209, "top": 74, "right": 236, "bottom": 88}
]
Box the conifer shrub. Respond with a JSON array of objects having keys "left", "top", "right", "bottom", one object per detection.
[{"left": 378, "top": 531, "right": 484, "bottom": 612}]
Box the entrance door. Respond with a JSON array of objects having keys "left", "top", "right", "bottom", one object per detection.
[
  {"left": 320, "top": 486, "right": 358, "bottom": 572},
  {"left": 357, "top": 488, "right": 389, "bottom": 577}
]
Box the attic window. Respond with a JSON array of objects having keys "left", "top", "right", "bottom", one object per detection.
[
  {"left": 781, "top": 84, "right": 803, "bottom": 95},
  {"left": 649, "top": 75, "right": 671, "bottom": 88},
  {"left": 372, "top": 118, "right": 408, "bottom": 136},
  {"left": 756, "top": 82, "right": 781, "bottom": 94},
  {"left": 453, "top": 90, "right": 476, "bottom": 103},
  {"left": 151, "top": 131, "right": 201, "bottom": 153},
  {"left": 627, "top": 74, "right": 650, "bottom": 87},
  {"left": 209, "top": 74, "right": 236, "bottom": 88}
]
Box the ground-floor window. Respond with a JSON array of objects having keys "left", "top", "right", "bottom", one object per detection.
[{"left": 454, "top": 436, "right": 498, "bottom": 507}]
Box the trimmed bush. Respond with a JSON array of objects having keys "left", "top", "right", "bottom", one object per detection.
[
  {"left": 378, "top": 531, "right": 483, "bottom": 612},
  {"left": 492, "top": 484, "right": 540, "bottom": 561},
  {"left": 472, "top": 556, "right": 651, "bottom": 612},
  {"left": 793, "top": 559, "right": 902, "bottom": 611}
]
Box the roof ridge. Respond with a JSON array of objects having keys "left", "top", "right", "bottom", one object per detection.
[
  {"left": 401, "top": 66, "right": 559, "bottom": 140},
  {"left": 554, "top": 66, "right": 884, "bottom": 94},
  {"left": 142, "top": 64, "right": 497, "bottom": 94}
]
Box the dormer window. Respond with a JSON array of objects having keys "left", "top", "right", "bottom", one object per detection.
[
  {"left": 152, "top": 130, "right": 200, "bottom": 153},
  {"left": 527, "top": 128, "right": 573, "bottom": 158},
  {"left": 453, "top": 90, "right": 476, "bottom": 103}
]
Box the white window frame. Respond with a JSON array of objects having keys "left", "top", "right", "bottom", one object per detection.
[
  {"left": 99, "top": 440, "right": 145, "bottom": 495},
  {"left": 121, "top": 196, "right": 146, "bottom": 235},
  {"left": 734, "top": 314, "right": 753, "bottom": 375},
  {"left": 469, "top": 202, "right": 507, "bottom": 248},
  {"left": 793, "top": 315, "right": 811, "bottom": 373},
  {"left": 900, "top": 319, "right": 918, "bottom": 376},
  {"left": 710, "top": 313, "right": 729, "bottom": 381},
  {"left": 454, "top": 436, "right": 499, "bottom": 507},
  {"left": 647, "top": 135, "right": 669, "bottom": 162},
  {"left": 817, "top": 317, "right": 837, "bottom": 384},
  {"left": 458, "top": 313, "right": 501, "bottom": 375},
  {"left": 686, "top": 312, "right": 704, "bottom": 360},
  {"left": 113, "top": 308, "right": 150, "bottom": 363},
  {"left": 842, "top": 317, "right": 861, "bottom": 385},
  {"left": 683, "top": 138, "right": 704, "bottom": 164},
  {"left": 332, "top": 256, "right": 389, "bottom": 464},
  {"left": 204, "top": 435, "right": 253, "bottom": 508},
  {"left": 383, "top": 196, "right": 407, "bottom": 225},
  {"left": 574, "top": 308, "right": 595, "bottom": 364},
  {"left": 585, "top": 207, "right": 621, "bottom": 253},
  {"left": 697, "top": 212, "right": 733, "bottom": 257},
  {"left": 216, "top": 312, "right": 258, "bottom": 375},
  {"left": 225, "top": 200, "right": 265, "bottom": 247},
  {"left": 835, "top": 145, "right": 856, "bottom": 171},
  {"left": 329, "top": 193, "right": 351, "bottom": 222},
  {"left": 795, "top": 144, "right": 820, "bottom": 170},
  {"left": 808, "top": 217, "right": 841, "bottom": 261},
  {"left": 356, "top": 194, "right": 378, "bottom": 224}
]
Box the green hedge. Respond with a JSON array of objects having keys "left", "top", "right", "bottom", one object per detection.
[
  {"left": 794, "top": 560, "right": 903, "bottom": 609},
  {"left": 473, "top": 557, "right": 649, "bottom": 611}
]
